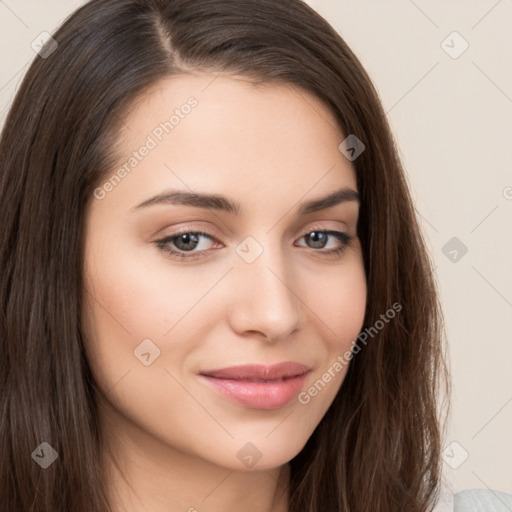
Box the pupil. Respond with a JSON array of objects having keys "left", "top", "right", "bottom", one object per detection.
[
  {"left": 308, "top": 231, "right": 327, "bottom": 249},
  {"left": 176, "top": 233, "right": 199, "bottom": 251}
]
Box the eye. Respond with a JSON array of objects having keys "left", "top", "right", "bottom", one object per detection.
[
  {"left": 154, "top": 227, "right": 355, "bottom": 261},
  {"left": 296, "top": 228, "right": 354, "bottom": 258},
  {"left": 155, "top": 229, "right": 218, "bottom": 260}
]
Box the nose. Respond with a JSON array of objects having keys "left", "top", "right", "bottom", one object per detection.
[{"left": 227, "top": 242, "right": 301, "bottom": 342}]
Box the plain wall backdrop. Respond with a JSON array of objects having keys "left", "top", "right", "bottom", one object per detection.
[{"left": 1, "top": 0, "right": 511, "bottom": 497}]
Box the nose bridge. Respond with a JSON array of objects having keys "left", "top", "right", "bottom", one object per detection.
[{"left": 228, "top": 233, "right": 300, "bottom": 339}]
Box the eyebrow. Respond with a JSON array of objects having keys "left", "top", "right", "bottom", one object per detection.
[{"left": 131, "top": 186, "right": 359, "bottom": 216}]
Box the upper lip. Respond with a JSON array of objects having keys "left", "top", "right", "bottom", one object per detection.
[{"left": 199, "top": 362, "right": 310, "bottom": 381}]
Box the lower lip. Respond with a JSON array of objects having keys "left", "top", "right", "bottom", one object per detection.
[{"left": 199, "top": 372, "right": 309, "bottom": 410}]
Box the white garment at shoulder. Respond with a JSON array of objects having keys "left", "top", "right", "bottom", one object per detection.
[
  {"left": 432, "top": 483, "right": 512, "bottom": 512},
  {"left": 453, "top": 488, "right": 512, "bottom": 511}
]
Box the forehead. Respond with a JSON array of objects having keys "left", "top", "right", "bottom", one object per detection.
[{"left": 104, "top": 73, "right": 357, "bottom": 212}]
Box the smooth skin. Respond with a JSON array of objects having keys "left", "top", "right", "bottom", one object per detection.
[{"left": 82, "top": 73, "right": 367, "bottom": 512}]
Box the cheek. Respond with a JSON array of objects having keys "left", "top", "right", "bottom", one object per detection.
[
  {"left": 293, "top": 258, "right": 366, "bottom": 425},
  {"left": 304, "top": 255, "right": 367, "bottom": 351},
  {"left": 333, "top": 272, "right": 367, "bottom": 347},
  {"left": 82, "top": 234, "right": 219, "bottom": 339},
  {"left": 80, "top": 235, "right": 231, "bottom": 390}
]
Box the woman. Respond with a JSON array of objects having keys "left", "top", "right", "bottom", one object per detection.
[{"left": 0, "top": 0, "right": 450, "bottom": 510}]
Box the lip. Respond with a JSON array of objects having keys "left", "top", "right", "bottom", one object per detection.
[{"left": 199, "top": 362, "right": 311, "bottom": 410}]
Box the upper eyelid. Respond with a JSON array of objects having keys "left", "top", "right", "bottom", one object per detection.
[
  {"left": 159, "top": 220, "right": 352, "bottom": 238},
  {"left": 158, "top": 225, "right": 351, "bottom": 243}
]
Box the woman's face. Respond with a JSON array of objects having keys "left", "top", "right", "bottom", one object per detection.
[{"left": 82, "top": 73, "right": 367, "bottom": 472}]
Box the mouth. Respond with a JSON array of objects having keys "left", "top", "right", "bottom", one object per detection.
[{"left": 198, "top": 362, "right": 311, "bottom": 410}]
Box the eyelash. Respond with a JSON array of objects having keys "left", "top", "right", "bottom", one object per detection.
[{"left": 154, "top": 226, "right": 354, "bottom": 262}]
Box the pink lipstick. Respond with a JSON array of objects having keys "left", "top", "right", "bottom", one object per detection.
[{"left": 199, "top": 362, "right": 310, "bottom": 410}]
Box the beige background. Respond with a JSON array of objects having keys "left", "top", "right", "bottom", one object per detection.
[{"left": 1, "top": 0, "right": 511, "bottom": 496}]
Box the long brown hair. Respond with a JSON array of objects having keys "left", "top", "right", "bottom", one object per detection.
[{"left": 0, "top": 0, "right": 450, "bottom": 510}]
